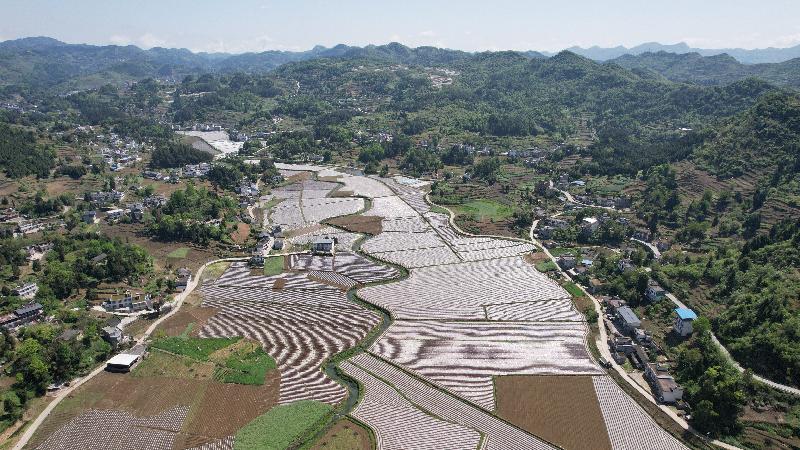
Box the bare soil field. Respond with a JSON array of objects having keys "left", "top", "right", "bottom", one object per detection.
[
  {"left": 177, "top": 371, "right": 280, "bottom": 447},
  {"left": 672, "top": 160, "right": 762, "bottom": 200},
  {"left": 326, "top": 214, "right": 382, "bottom": 235},
  {"left": 310, "top": 418, "right": 372, "bottom": 450},
  {"left": 26, "top": 369, "right": 281, "bottom": 450},
  {"left": 45, "top": 176, "right": 102, "bottom": 197},
  {"left": 231, "top": 222, "right": 250, "bottom": 244},
  {"left": 155, "top": 303, "right": 218, "bottom": 337},
  {"left": 494, "top": 375, "right": 612, "bottom": 450},
  {"left": 131, "top": 351, "right": 217, "bottom": 380},
  {"left": 524, "top": 251, "right": 549, "bottom": 264},
  {"left": 286, "top": 171, "right": 312, "bottom": 182},
  {"left": 123, "top": 316, "right": 158, "bottom": 340}
]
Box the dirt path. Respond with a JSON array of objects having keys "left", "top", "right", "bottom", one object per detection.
[{"left": 12, "top": 257, "right": 246, "bottom": 450}]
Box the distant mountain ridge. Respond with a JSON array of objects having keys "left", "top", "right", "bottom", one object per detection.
[
  {"left": 0, "top": 37, "right": 481, "bottom": 91},
  {"left": 544, "top": 41, "right": 800, "bottom": 64},
  {"left": 607, "top": 51, "right": 800, "bottom": 88},
  {"left": 1, "top": 37, "right": 799, "bottom": 93}
]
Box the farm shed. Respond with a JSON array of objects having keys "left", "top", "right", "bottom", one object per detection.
[{"left": 105, "top": 353, "right": 140, "bottom": 373}]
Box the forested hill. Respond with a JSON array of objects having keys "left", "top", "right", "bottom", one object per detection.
[
  {"left": 694, "top": 91, "right": 800, "bottom": 178},
  {"left": 0, "top": 38, "right": 478, "bottom": 92},
  {"left": 609, "top": 51, "right": 800, "bottom": 88},
  {"left": 6, "top": 37, "right": 800, "bottom": 95}
]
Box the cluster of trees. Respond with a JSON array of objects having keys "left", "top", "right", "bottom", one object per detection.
[
  {"left": 440, "top": 144, "right": 474, "bottom": 166},
  {"left": 19, "top": 192, "right": 73, "bottom": 218},
  {"left": 675, "top": 318, "right": 745, "bottom": 436},
  {"left": 206, "top": 157, "right": 277, "bottom": 191},
  {"left": 709, "top": 219, "right": 800, "bottom": 386},
  {"left": 150, "top": 141, "right": 213, "bottom": 169},
  {"left": 695, "top": 92, "right": 800, "bottom": 178},
  {"left": 400, "top": 148, "right": 442, "bottom": 176},
  {"left": 1, "top": 318, "right": 112, "bottom": 427},
  {"left": 148, "top": 184, "right": 237, "bottom": 244},
  {"left": 34, "top": 233, "right": 152, "bottom": 300},
  {"left": 56, "top": 164, "right": 87, "bottom": 179},
  {"left": 0, "top": 123, "right": 54, "bottom": 178}
]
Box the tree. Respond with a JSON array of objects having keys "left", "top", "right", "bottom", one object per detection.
[{"left": 473, "top": 157, "right": 501, "bottom": 184}]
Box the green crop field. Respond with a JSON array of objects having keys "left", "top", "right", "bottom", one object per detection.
[
  {"left": 215, "top": 345, "right": 276, "bottom": 385},
  {"left": 234, "top": 400, "right": 333, "bottom": 450},
  {"left": 564, "top": 282, "right": 585, "bottom": 298},
  {"left": 150, "top": 336, "right": 240, "bottom": 361},
  {"left": 167, "top": 247, "right": 190, "bottom": 258},
  {"left": 452, "top": 199, "right": 514, "bottom": 221},
  {"left": 263, "top": 256, "right": 284, "bottom": 276},
  {"left": 535, "top": 260, "right": 558, "bottom": 272}
]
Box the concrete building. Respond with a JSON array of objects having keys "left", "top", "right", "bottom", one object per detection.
[
  {"left": 13, "top": 282, "right": 38, "bottom": 299},
  {"left": 557, "top": 255, "right": 576, "bottom": 270},
  {"left": 0, "top": 302, "right": 44, "bottom": 329},
  {"left": 82, "top": 210, "right": 97, "bottom": 224},
  {"left": 311, "top": 237, "right": 335, "bottom": 255},
  {"left": 646, "top": 363, "right": 684, "bottom": 403},
  {"left": 673, "top": 308, "right": 698, "bottom": 337},
  {"left": 101, "top": 291, "right": 152, "bottom": 313},
  {"left": 617, "top": 306, "right": 641, "bottom": 333},
  {"left": 646, "top": 281, "right": 667, "bottom": 302}
]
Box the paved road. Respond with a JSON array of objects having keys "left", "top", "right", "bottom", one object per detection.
[
  {"left": 630, "top": 237, "right": 662, "bottom": 259},
  {"left": 12, "top": 257, "right": 244, "bottom": 450},
  {"left": 634, "top": 242, "right": 800, "bottom": 398},
  {"left": 549, "top": 180, "right": 616, "bottom": 211}
]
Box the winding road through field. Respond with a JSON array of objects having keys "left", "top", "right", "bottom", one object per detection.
[{"left": 11, "top": 257, "right": 245, "bottom": 450}]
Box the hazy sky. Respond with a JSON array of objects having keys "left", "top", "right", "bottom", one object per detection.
[{"left": 2, "top": 0, "right": 800, "bottom": 53}]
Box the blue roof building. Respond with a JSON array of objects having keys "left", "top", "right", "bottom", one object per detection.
[{"left": 674, "top": 308, "right": 698, "bottom": 336}]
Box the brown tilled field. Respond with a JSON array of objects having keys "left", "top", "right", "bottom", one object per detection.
[
  {"left": 286, "top": 171, "right": 312, "bottom": 182},
  {"left": 524, "top": 251, "right": 549, "bottom": 264},
  {"left": 326, "top": 214, "right": 382, "bottom": 235},
  {"left": 176, "top": 372, "right": 280, "bottom": 447},
  {"left": 231, "top": 222, "right": 250, "bottom": 244},
  {"left": 311, "top": 418, "right": 372, "bottom": 450},
  {"left": 155, "top": 303, "right": 218, "bottom": 337},
  {"left": 26, "top": 369, "right": 281, "bottom": 450},
  {"left": 495, "top": 375, "right": 612, "bottom": 450}
]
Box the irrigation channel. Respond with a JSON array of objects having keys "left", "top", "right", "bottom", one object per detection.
[{"left": 298, "top": 194, "right": 407, "bottom": 448}]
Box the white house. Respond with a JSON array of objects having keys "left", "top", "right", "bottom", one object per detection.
[
  {"left": 13, "top": 282, "right": 39, "bottom": 299},
  {"left": 646, "top": 363, "right": 684, "bottom": 403},
  {"left": 581, "top": 217, "right": 599, "bottom": 233}
]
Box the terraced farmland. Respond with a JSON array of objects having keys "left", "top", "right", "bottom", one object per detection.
[
  {"left": 371, "top": 320, "right": 601, "bottom": 409},
  {"left": 358, "top": 256, "right": 571, "bottom": 319},
  {"left": 31, "top": 166, "right": 688, "bottom": 450},
  {"left": 35, "top": 406, "right": 189, "bottom": 450},
  {"left": 200, "top": 263, "right": 380, "bottom": 405},
  {"left": 342, "top": 361, "right": 483, "bottom": 450}
]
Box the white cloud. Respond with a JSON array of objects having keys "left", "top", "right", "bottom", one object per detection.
[
  {"left": 418, "top": 30, "right": 436, "bottom": 37},
  {"left": 189, "top": 35, "right": 302, "bottom": 54},
  {"left": 108, "top": 33, "right": 167, "bottom": 49},
  {"left": 109, "top": 34, "right": 132, "bottom": 46},
  {"left": 138, "top": 33, "right": 166, "bottom": 49}
]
